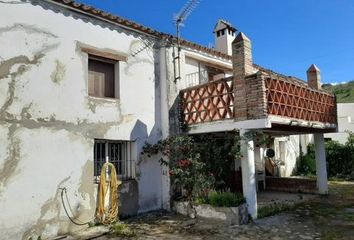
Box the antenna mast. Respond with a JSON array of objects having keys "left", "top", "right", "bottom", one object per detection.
[{"left": 173, "top": 0, "right": 200, "bottom": 82}]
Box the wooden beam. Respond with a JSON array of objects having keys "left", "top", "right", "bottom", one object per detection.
[{"left": 81, "top": 47, "right": 128, "bottom": 62}]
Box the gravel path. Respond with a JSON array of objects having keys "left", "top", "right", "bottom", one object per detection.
[{"left": 80, "top": 181, "right": 354, "bottom": 240}]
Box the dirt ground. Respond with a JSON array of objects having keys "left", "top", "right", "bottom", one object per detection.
[{"left": 80, "top": 181, "right": 354, "bottom": 240}]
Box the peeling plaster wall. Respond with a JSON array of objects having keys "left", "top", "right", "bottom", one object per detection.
[{"left": 0, "top": 1, "right": 166, "bottom": 239}]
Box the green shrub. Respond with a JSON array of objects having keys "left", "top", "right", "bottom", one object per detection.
[
  {"left": 193, "top": 132, "right": 240, "bottom": 190},
  {"left": 296, "top": 132, "right": 354, "bottom": 180},
  {"left": 207, "top": 191, "right": 245, "bottom": 207},
  {"left": 194, "top": 196, "right": 208, "bottom": 205},
  {"left": 326, "top": 134, "right": 354, "bottom": 180},
  {"left": 110, "top": 223, "right": 136, "bottom": 238},
  {"left": 296, "top": 144, "right": 316, "bottom": 176}
]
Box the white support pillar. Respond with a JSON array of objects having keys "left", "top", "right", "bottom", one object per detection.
[
  {"left": 240, "top": 129, "right": 257, "bottom": 219},
  {"left": 314, "top": 133, "right": 328, "bottom": 194}
]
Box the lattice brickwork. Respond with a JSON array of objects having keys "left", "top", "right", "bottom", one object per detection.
[
  {"left": 265, "top": 77, "right": 337, "bottom": 124},
  {"left": 181, "top": 78, "right": 234, "bottom": 125}
]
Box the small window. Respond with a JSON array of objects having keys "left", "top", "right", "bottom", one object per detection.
[
  {"left": 217, "top": 30, "right": 221, "bottom": 37},
  {"left": 221, "top": 29, "right": 225, "bottom": 36},
  {"left": 88, "top": 56, "right": 116, "bottom": 98},
  {"left": 93, "top": 139, "right": 136, "bottom": 182}
]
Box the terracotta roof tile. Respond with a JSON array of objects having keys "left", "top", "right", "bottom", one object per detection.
[{"left": 50, "top": 0, "right": 231, "bottom": 60}]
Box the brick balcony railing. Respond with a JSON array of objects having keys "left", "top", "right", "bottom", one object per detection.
[
  {"left": 180, "top": 77, "right": 234, "bottom": 125},
  {"left": 180, "top": 74, "right": 337, "bottom": 126},
  {"left": 265, "top": 77, "right": 337, "bottom": 124}
]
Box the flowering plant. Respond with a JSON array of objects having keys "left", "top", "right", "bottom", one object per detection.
[{"left": 142, "top": 135, "right": 215, "bottom": 200}]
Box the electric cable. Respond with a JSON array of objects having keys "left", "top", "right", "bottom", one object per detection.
[{"left": 60, "top": 187, "right": 92, "bottom": 226}]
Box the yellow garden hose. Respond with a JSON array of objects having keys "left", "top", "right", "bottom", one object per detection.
[{"left": 96, "top": 162, "right": 122, "bottom": 225}]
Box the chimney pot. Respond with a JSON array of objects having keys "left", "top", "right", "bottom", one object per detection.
[{"left": 214, "top": 19, "right": 236, "bottom": 55}]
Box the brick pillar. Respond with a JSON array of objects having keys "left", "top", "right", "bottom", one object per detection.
[
  {"left": 307, "top": 64, "right": 321, "bottom": 89},
  {"left": 232, "top": 32, "right": 253, "bottom": 121}
]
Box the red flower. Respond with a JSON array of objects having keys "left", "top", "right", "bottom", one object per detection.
[
  {"left": 208, "top": 172, "right": 214, "bottom": 177},
  {"left": 178, "top": 159, "right": 190, "bottom": 169},
  {"left": 169, "top": 170, "right": 173, "bottom": 176}
]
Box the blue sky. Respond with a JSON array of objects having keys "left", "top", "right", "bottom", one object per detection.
[{"left": 79, "top": 0, "right": 354, "bottom": 84}]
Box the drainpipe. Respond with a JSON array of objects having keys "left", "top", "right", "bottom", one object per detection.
[{"left": 159, "top": 46, "right": 171, "bottom": 210}]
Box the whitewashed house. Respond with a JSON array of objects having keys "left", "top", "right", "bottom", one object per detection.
[
  {"left": 0, "top": 0, "right": 338, "bottom": 239},
  {"left": 325, "top": 103, "right": 354, "bottom": 143}
]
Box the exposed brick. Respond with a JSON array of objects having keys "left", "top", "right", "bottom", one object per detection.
[
  {"left": 233, "top": 32, "right": 268, "bottom": 121},
  {"left": 307, "top": 64, "right": 321, "bottom": 89}
]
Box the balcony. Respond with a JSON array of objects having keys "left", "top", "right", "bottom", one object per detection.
[
  {"left": 180, "top": 73, "right": 337, "bottom": 133},
  {"left": 265, "top": 77, "right": 337, "bottom": 124},
  {"left": 180, "top": 77, "right": 234, "bottom": 125}
]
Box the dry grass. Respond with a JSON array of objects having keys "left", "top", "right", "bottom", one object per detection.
[{"left": 309, "top": 181, "right": 354, "bottom": 240}]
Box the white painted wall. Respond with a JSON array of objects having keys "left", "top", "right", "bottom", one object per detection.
[
  {"left": 300, "top": 134, "right": 314, "bottom": 155},
  {"left": 175, "top": 49, "right": 232, "bottom": 92},
  {"left": 325, "top": 103, "right": 354, "bottom": 144},
  {"left": 183, "top": 57, "right": 208, "bottom": 87},
  {"left": 0, "top": 1, "right": 166, "bottom": 239},
  {"left": 273, "top": 136, "right": 300, "bottom": 177}
]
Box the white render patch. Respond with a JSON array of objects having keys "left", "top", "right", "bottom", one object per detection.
[
  {"left": 268, "top": 115, "right": 337, "bottom": 131},
  {"left": 188, "top": 118, "right": 271, "bottom": 135},
  {"left": 173, "top": 201, "right": 249, "bottom": 225}
]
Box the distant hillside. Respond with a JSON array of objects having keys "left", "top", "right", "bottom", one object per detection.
[{"left": 322, "top": 81, "right": 354, "bottom": 103}]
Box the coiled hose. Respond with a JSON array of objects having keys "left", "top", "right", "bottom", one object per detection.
[{"left": 96, "top": 162, "right": 121, "bottom": 225}]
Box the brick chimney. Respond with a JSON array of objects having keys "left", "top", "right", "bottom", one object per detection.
[
  {"left": 232, "top": 32, "right": 254, "bottom": 121},
  {"left": 307, "top": 64, "right": 321, "bottom": 89},
  {"left": 232, "top": 32, "right": 253, "bottom": 79}
]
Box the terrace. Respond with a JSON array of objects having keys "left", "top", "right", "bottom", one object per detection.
[
  {"left": 177, "top": 32, "right": 338, "bottom": 219},
  {"left": 180, "top": 69, "right": 337, "bottom": 134}
]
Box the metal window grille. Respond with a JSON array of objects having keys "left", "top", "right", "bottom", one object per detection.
[{"left": 94, "top": 140, "right": 136, "bottom": 182}]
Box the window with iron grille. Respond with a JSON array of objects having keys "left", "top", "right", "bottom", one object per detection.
[{"left": 93, "top": 139, "right": 136, "bottom": 182}]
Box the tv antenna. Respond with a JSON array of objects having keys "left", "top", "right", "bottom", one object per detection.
[
  {"left": 174, "top": 0, "right": 200, "bottom": 39},
  {"left": 173, "top": 0, "right": 200, "bottom": 82}
]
